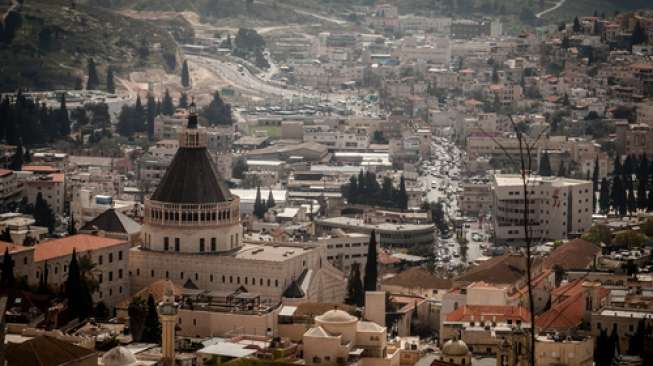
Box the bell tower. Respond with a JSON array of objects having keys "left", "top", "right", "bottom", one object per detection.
[{"left": 159, "top": 288, "right": 179, "bottom": 366}]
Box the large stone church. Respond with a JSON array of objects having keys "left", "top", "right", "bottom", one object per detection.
[{"left": 129, "top": 105, "right": 345, "bottom": 304}]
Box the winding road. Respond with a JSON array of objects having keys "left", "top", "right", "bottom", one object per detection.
[{"left": 536, "top": 0, "right": 567, "bottom": 18}]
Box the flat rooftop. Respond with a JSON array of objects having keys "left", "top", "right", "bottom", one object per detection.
[
  {"left": 317, "top": 217, "right": 434, "bottom": 232},
  {"left": 234, "top": 243, "right": 313, "bottom": 262}
]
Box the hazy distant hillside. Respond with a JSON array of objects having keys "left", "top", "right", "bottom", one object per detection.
[
  {"left": 0, "top": 0, "right": 188, "bottom": 92},
  {"left": 86, "top": 0, "right": 314, "bottom": 24}
]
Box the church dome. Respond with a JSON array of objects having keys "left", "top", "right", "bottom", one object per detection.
[
  {"left": 441, "top": 338, "right": 470, "bottom": 357},
  {"left": 102, "top": 346, "right": 137, "bottom": 366},
  {"left": 316, "top": 309, "right": 357, "bottom": 323}
]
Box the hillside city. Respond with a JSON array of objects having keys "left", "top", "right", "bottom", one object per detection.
[{"left": 0, "top": 0, "right": 653, "bottom": 365}]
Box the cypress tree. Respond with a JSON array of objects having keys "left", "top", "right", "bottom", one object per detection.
[
  {"left": 539, "top": 151, "right": 552, "bottom": 176},
  {"left": 364, "top": 231, "right": 378, "bottom": 292},
  {"left": 573, "top": 16, "right": 581, "bottom": 32},
  {"left": 9, "top": 144, "right": 23, "bottom": 171},
  {"left": 632, "top": 20, "right": 648, "bottom": 46},
  {"left": 161, "top": 89, "right": 175, "bottom": 116},
  {"left": 628, "top": 186, "right": 637, "bottom": 215},
  {"left": 133, "top": 95, "right": 146, "bottom": 133},
  {"left": 592, "top": 156, "right": 600, "bottom": 211},
  {"left": 146, "top": 94, "right": 156, "bottom": 141},
  {"left": 346, "top": 175, "right": 358, "bottom": 204},
  {"left": 624, "top": 155, "right": 635, "bottom": 179},
  {"left": 117, "top": 105, "right": 133, "bottom": 137},
  {"left": 86, "top": 58, "right": 100, "bottom": 90},
  {"left": 600, "top": 178, "right": 610, "bottom": 214},
  {"left": 68, "top": 214, "right": 76, "bottom": 235},
  {"left": 612, "top": 176, "right": 627, "bottom": 216},
  {"left": 397, "top": 175, "right": 408, "bottom": 210},
  {"left": 267, "top": 189, "right": 275, "bottom": 208},
  {"left": 178, "top": 92, "right": 188, "bottom": 108},
  {"left": 128, "top": 296, "right": 147, "bottom": 342},
  {"left": 34, "top": 192, "right": 55, "bottom": 233},
  {"left": 345, "top": 262, "right": 364, "bottom": 307},
  {"left": 65, "top": 249, "right": 93, "bottom": 320},
  {"left": 57, "top": 93, "right": 70, "bottom": 137},
  {"left": 557, "top": 161, "right": 566, "bottom": 178},
  {"left": 648, "top": 190, "right": 653, "bottom": 212},
  {"left": 38, "top": 260, "right": 48, "bottom": 293},
  {"left": 106, "top": 67, "right": 115, "bottom": 94},
  {"left": 0, "top": 247, "right": 15, "bottom": 288},
  {"left": 181, "top": 60, "right": 190, "bottom": 88},
  {"left": 613, "top": 155, "right": 622, "bottom": 177},
  {"left": 253, "top": 186, "right": 264, "bottom": 219},
  {"left": 142, "top": 294, "right": 162, "bottom": 343}
]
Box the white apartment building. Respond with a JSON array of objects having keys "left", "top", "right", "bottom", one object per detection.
[
  {"left": 303, "top": 126, "right": 370, "bottom": 150},
  {"left": 317, "top": 232, "right": 370, "bottom": 274},
  {"left": 492, "top": 174, "right": 593, "bottom": 244},
  {"left": 17, "top": 168, "right": 65, "bottom": 216}
]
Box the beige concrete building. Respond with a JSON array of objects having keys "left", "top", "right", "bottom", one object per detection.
[
  {"left": 303, "top": 309, "right": 400, "bottom": 366},
  {"left": 0, "top": 168, "right": 22, "bottom": 208},
  {"left": 492, "top": 175, "right": 593, "bottom": 244},
  {"left": 315, "top": 217, "right": 435, "bottom": 248},
  {"left": 130, "top": 106, "right": 346, "bottom": 304},
  {"left": 18, "top": 167, "right": 65, "bottom": 216}
]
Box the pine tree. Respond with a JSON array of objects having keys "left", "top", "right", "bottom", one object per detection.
[
  {"left": 345, "top": 262, "right": 364, "bottom": 307},
  {"left": 178, "top": 92, "right": 188, "bottom": 108},
  {"left": 181, "top": 60, "right": 190, "bottom": 88},
  {"left": 364, "top": 231, "right": 378, "bottom": 292},
  {"left": 0, "top": 247, "right": 15, "bottom": 288},
  {"left": 267, "top": 189, "right": 275, "bottom": 208},
  {"left": 161, "top": 89, "right": 175, "bottom": 116},
  {"left": 394, "top": 175, "right": 406, "bottom": 210},
  {"left": 106, "top": 67, "right": 115, "bottom": 94},
  {"left": 86, "top": 58, "right": 100, "bottom": 90},
  {"left": 128, "top": 296, "right": 147, "bottom": 342},
  {"left": 9, "top": 144, "right": 23, "bottom": 171},
  {"left": 146, "top": 94, "right": 156, "bottom": 141},
  {"left": 600, "top": 178, "right": 610, "bottom": 214},
  {"left": 200, "top": 91, "right": 232, "bottom": 125},
  {"left": 142, "top": 294, "right": 162, "bottom": 343},
  {"left": 539, "top": 152, "right": 552, "bottom": 176},
  {"left": 117, "top": 105, "right": 134, "bottom": 137},
  {"left": 133, "top": 95, "right": 146, "bottom": 133}
]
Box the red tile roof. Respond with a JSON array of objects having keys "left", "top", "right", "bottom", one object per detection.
[
  {"left": 33, "top": 234, "right": 127, "bottom": 262},
  {"left": 382, "top": 267, "right": 452, "bottom": 290},
  {"left": 0, "top": 241, "right": 33, "bottom": 254},
  {"left": 536, "top": 279, "right": 609, "bottom": 330},
  {"left": 22, "top": 165, "right": 60, "bottom": 173},
  {"left": 544, "top": 238, "right": 600, "bottom": 270},
  {"left": 446, "top": 305, "right": 531, "bottom": 323},
  {"left": 0, "top": 169, "right": 13, "bottom": 177},
  {"left": 456, "top": 254, "right": 539, "bottom": 285}
]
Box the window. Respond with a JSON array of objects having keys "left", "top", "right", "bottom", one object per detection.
[
  {"left": 230, "top": 276, "right": 233, "bottom": 283},
  {"left": 108, "top": 271, "right": 113, "bottom": 281},
  {"left": 164, "top": 237, "right": 169, "bottom": 251},
  {"left": 180, "top": 272, "right": 184, "bottom": 279},
  {"left": 118, "top": 269, "right": 123, "bottom": 279},
  {"left": 267, "top": 279, "right": 271, "bottom": 287},
  {"left": 109, "top": 253, "right": 113, "bottom": 263},
  {"left": 118, "top": 251, "right": 123, "bottom": 260},
  {"left": 200, "top": 238, "right": 205, "bottom": 252},
  {"left": 211, "top": 238, "right": 216, "bottom": 251},
  {"left": 175, "top": 238, "right": 180, "bottom": 251},
  {"left": 99, "top": 274, "right": 103, "bottom": 283},
  {"left": 99, "top": 255, "right": 103, "bottom": 265},
  {"left": 195, "top": 273, "right": 198, "bottom": 281},
  {"left": 222, "top": 275, "right": 225, "bottom": 283}
]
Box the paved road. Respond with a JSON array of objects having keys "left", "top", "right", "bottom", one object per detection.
[{"left": 536, "top": 0, "right": 567, "bottom": 18}]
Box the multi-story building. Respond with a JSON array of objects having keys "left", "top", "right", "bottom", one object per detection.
[
  {"left": 130, "top": 105, "right": 346, "bottom": 304},
  {"left": 17, "top": 167, "right": 65, "bottom": 216},
  {"left": 316, "top": 232, "right": 370, "bottom": 274},
  {"left": 615, "top": 121, "right": 653, "bottom": 157},
  {"left": 0, "top": 169, "right": 22, "bottom": 209},
  {"left": 303, "top": 126, "right": 370, "bottom": 150},
  {"left": 28, "top": 234, "right": 131, "bottom": 307},
  {"left": 315, "top": 217, "right": 435, "bottom": 248},
  {"left": 492, "top": 174, "right": 593, "bottom": 244},
  {"left": 458, "top": 179, "right": 492, "bottom": 217}
]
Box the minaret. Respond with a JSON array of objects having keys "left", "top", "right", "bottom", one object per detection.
[{"left": 158, "top": 288, "right": 178, "bottom": 366}]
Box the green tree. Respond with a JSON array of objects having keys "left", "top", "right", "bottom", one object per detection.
[
  {"left": 0, "top": 247, "right": 15, "bottom": 288},
  {"left": 147, "top": 94, "right": 156, "bottom": 140},
  {"left": 614, "top": 230, "right": 646, "bottom": 249},
  {"left": 539, "top": 151, "right": 552, "bottom": 176},
  {"left": 557, "top": 161, "right": 567, "bottom": 177},
  {"left": 128, "top": 296, "right": 147, "bottom": 341},
  {"left": 106, "top": 67, "right": 115, "bottom": 94},
  {"left": 611, "top": 176, "right": 627, "bottom": 216},
  {"left": 592, "top": 156, "right": 600, "bottom": 212},
  {"left": 161, "top": 89, "right": 175, "bottom": 116},
  {"left": 253, "top": 185, "right": 265, "bottom": 219},
  {"left": 364, "top": 231, "right": 378, "bottom": 292},
  {"left": 200, "top": 91, "right": 232, "bottom": 125},
  {"left": 38, "top": 260, "right": 49, "bottom": 293},
  {"left": 57, "top": 93, "right": 71, "bottom": 137},
  {"left": 599, "top": 178, "right": 610, "bottom": 214},
  {"left": 9, "top": 144, "right": 23, "bottom": 171},
  {"left": 86, "top": 58, "right": 100, "bottom": 90},
  {"left": 68, "top": 214, "right": 77, "bottom": 235},
  {"left": 65, "top": 249, "right": 93, "bottom": 320},
  {"left": 573, "top": 16, "right": 581, "bottom": 32},
  {"left": 142, "top": 294, "right": 162, "bottom": 343},
  {"left": 181, "top": 60, "right": 190, "bottom": 88},
  {"left": 117, "top": 105, "right": 134, "bottom": 137},
  {"left": 267, "top": 189, "right": 275, "bottom": 208},
  {"left": 232, "top": 156, "right": 248, "bottom": 179},
  {"left": 627, "top": 185, "right": 637, "bottom": 215},
  {"left": 613, "top": 155, "right": 623, "bottom": 176},
  {"left": 34, "top": 192, "right": 55, "bottom": 233},
  {"left": 133, "top": 95, "right": 146, "bottom": 133},
  {"left": 345, "top": 262, "right": 364, "bottom": 307},
  {"left": 632, "top": 20, "right": 648, "bottom": 46},
  {"left": 178, "top": 92, "right": 188, "bottom": 108},
  {"left": 581, "top": 224, "right": 612, "bottom": 246}
]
